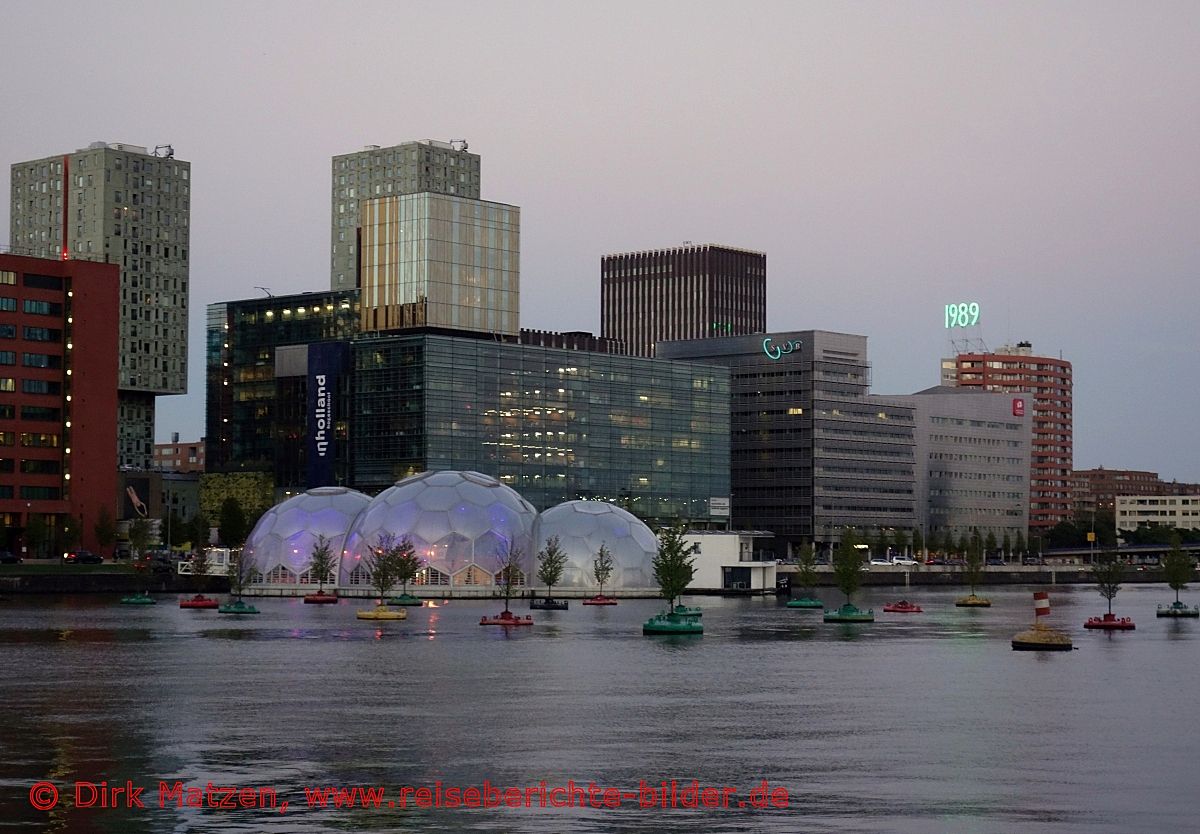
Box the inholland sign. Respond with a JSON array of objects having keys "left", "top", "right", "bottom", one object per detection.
[{"left": 763, "top": 337, "right": 802, "bottom": 360}]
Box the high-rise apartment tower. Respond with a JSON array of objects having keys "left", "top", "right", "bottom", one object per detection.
[
  {"left": 331, "top": 140, "right": 480, "bottom": 290},
  {"left": 941, "top": 341, "right": 1072, "bottom": 533},
  {"left": 9, "top": 142, "right": 190, "bottom": 469},
  {"left": 601, "top": 244, "right": 766, "bottom": 357}
]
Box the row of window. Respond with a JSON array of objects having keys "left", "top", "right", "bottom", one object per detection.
[
  {"left": 0, "top": 485, "right": 62, "bottom": 500},
  {"left": 0, "top": 458, "right": 61, "bottom": 474},
  {"left": 0, "top": 325, "right": 61, "bottom": 341},
  {"left": 0, "top": 405, "right": 61, "bottom": 420},
  {"left": 0, "top": 379, "right": 62, "bottom": 395},
  {"left": 0, "top": 298, "right": 63, "bottom": 316},
  {"left": 0, "top": 352, "right": 61, "bottom": 368}
]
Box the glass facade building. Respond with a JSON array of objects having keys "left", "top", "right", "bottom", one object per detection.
[
  {"left": 207, "top": 292, "right": 729, "bottom": 522},
  {"left": 353, "top": 332, "right": 729, "bottom": 522},
  {"left": 359, "top": 193, "right": 519, "bottom": 336}
]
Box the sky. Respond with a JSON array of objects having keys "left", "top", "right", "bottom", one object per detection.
[{"left": 2, "top": 0, "right": 1197, "bottom": 481}]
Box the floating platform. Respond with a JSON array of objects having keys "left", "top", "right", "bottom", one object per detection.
[
  {"left": 303, "top": 592, "right": 339, "bottom": 605},
  {"left": 218, "top": 599, "right": 260, "bottom": 615},
  {"left": 357, "top": 606, "right": 407, "bottom": 620},
  {"left": 481, "top": 610, "right": 533, "bottom": 626},
  {"left": 1157, "top": 601, "right": 1200, "bottom": 618},
  {"left": 643, "top": 612, "right": 703, "bottom": 635},
  {"left": 1084, "top": 612, "right": 1135, "bottom": 630},
  {"left": 955, "top": 594, "right": 993, "bottom": 608},
  {"left": 673, "top": 604, "right": 703, "bottom": 618},
  {"left": 786, "top": 597, "right": 824, "bottom": 609},
  {"left": 824, "top": 603, "right": 875, "bottom": 623},
  {"left": 179, "top": 594, "right": 219, "bottom": 609},
  {"left": 120, "top": 592, "right": 156, "bottom": 605},
  {"left": 581, "top": 595, "right": 618, "bottom": 606},
  {"left": 530, "top": 598, "right": 569, "bottom": 610},
  {"left": 883, "top": 600, "right": 923, "bottom": 613},
  {"left": 387, "top": 593, "right": 424, "bottom": 606},
  {"left": 1012, "top": 622, "right": 1073, "bottom": 651}
]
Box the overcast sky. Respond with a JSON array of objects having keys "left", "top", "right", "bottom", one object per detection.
[{"left": 3, "top": 1, "right": 1197, "bottom": 480}]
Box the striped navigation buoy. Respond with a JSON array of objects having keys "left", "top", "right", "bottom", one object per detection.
[
  {"left": 1013, "top": 591, "right": 1073, "bottom": 651},
  {"left": 1034, "top": 591, "right": 1051, "bottom": 617}
]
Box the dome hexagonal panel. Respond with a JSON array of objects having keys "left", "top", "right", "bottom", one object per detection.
[
  {"left": 243, "top": 487, "right": 371, "bottom": 586},
  {"left": 533, "top": 501, "right": 658, "bottom": 590}
]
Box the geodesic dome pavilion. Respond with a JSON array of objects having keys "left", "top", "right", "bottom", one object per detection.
[
  {"left": 533, "top": 500, "right": 659, "bottom": 589},
  {"left": 243, "top": 487, "right": 370, "bottom": 589},
  {"left": 342, "top": 471, "right": 538, "bottom": 588}
]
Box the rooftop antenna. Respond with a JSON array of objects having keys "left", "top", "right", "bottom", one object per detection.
[{"left": 254, "top": 286, "right": 273, "bottom": 297}]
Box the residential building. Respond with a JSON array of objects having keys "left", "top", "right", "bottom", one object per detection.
[
  {"left": 1073, "top": 467, "right": 1200, "bottom": 515},
  {"left": 941, "top": 341, "right": 1072, "bottom": 532},
  {"left": 0, "top": 252, "right": 119, "bottom": 555},
  {"left": 331, "top": 140, "right": 480, "bottom": 290},
  {"left": 1116, "top": 495, "right": 1200, "bottom": 533},
  {"left": 9, "top": 142, "right": 190, "bottom": 468},
  {"left": 898, "top": 386, "right": 1031, "bottom": 544},
  {"left": 601, "top": 243, "right": 766, "bottom": 357},
  {"left": 153, "top": 435, "right": 206, "bottom": 473},
  {"left": 658, "top": 331, "right": 916, "bottom": 555}
]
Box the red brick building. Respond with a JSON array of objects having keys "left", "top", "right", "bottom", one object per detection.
[
  {"left": 0, "top": 253, "right": 118, "bottom": 556},
  {"left": 941, "top": 341, "right": 1072, "bottom": 532},
  {"left": 1074, "top": 467, "right": 1200, "bottom": 514},
  {"left": 153, "top": 437, "right": 205, "bottom": 473}
]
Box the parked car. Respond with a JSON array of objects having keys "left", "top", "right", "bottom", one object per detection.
[
  {"left": 869, "top": 558, "right": 892, "bottom": 566},
  {"left": 1022, "top": 556, "right": 1044, "bottom": 566},
  {"left": 986, "top": 557, "right": 1006, "bottom": 566},
  {"left": 891, "top": 556, "right": 918, "bottom": 566},
  {"left": 64, "top": 549, "right": 102, "bottom": 564},
  {"left": 946, "top": 558, "right": 967, "bottom": 567},
  {"left": 0, "top": 550, "right": 20, "bottom": 565},
  {"left": 926, "top": 557, "right": 946, "bottom": 566}
]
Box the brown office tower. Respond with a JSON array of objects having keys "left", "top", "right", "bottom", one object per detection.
[{"left": 600, "top": 243, "right": 766, "bottom": 357}]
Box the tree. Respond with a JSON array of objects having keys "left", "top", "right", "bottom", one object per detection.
[
  {"left": 893, "top": 529, "right": 909, "bottom": 558},
  {"left": 1092, "top": 550, "right": 1125, "bottom": 615},
  {"left": 188, "top": 513, "right": 212, "bottom": 549},
  {"left": 963, "top": 535, "right": 985, "bottom": 595},
  {"left": 1002, "top": 532, "right": 1012, "bottom": 559},
  {"left": 493, "top": 539, "right": 525, "bottom": 614},
  {"left": 652, "top": 525, "right": 699, "bottom": 611},
  {"left": 536, "top": 535, "right": 568, "bottom": 600},
  {"left": 218, "top": 498, "right": 249, "bottom": 548},
  {"left": 911, "top": 527, "right": 924, "bottom": 559},
  {"left": 873, "top": 528, "right": 890, "bottom": 559},
  {"left": 60, "top": 515, "right": 83, "bottom": 553},
  {"left": 191, "top": 547, "right": 211, "bottom": 594},
  {"left": 985, "top": 531, "right": 998, "bottom": 558},
  {"left": 1047, "top": 520, "right": 1083, "bottom": 549},
  {"left": 227, "top": 549, "right": 256, "bottom": 601},
  {"left": 1015, "top": 530, "right": 1027, "bottom": 557},
  {"left": 307, "top": 534, "right": 337, "bottom": 594},
  {"left": 795, "top": 542, "right": 818, "bottom": 592},
  {"left": 365, "top": 533, "right": 401, "bottom": 603},
  {"left": 1161, "top": 535, "right": 1194, "bottom": 605},
  {"left": 592, "top": 543, "right": 614, "bottom": 597},
  {"left": 160, "top": 509, "right": 186, "bottom": 549},
  {"left": 957, "top": 533, "right": 969, "bottom": 557},
  {"left": 832, "top": 530, "right": 863, "bottom": 605},
  {"left": 94, "top": 505, "right": 117, "bottom": 558},
  {"left": 128, "top": 517, "right": 152, "bottom": 560},
  {"left": 392, "top": 536, "right": 421, "bottom": 597}
]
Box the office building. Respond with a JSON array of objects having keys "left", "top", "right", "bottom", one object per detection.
[
  {"left": 9, "top": 142, "right": 190, "bottom": 468},
  {"left": 601, "top": 244, "right": 766, "bottom": 357},
  {"left": 359, "top": 193, "right": 519, "bottom": 336},
  {"left": 331, "top": 140, "right": 480, "bottom": 290},
  {"left": 941, "top": 341, "right": 1072, "bottom": 532},
  {"left": 1073, "top": 467, "right": 1200, "bottom": 516},
  {"left": 659, "top": 331, "right": 915, "bottom": 554},
  {"left": 899, "top": 386, "right": 1031, "bottom": 543},
  {"left": 206, "top": 291, "right": 730, "bottom": 521},
  {"left": 0, "top": 253, "right": 119, "bottom": 555}
]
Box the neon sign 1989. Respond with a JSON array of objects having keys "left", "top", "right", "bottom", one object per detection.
[{"left": 944, "top": 302, "right": 980, "bottom": 329}]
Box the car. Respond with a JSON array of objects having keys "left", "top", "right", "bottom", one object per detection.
[
  {"left": 926, "top": 557, "right": 946, "bottom": 566},
  {"left": 891, "top": 557, "right": 918, "bottom": 566},
  {"left": 1022, "top": 556, "right": 1044, "bottom": 566},
  {"left": 64, "top": 549, "right": 103, "bottom": 564},
  {"left": 869, "top": 558, "right": 892, "bottom": 566},
  {"left": 986, "top": 557, "right": 1006, "bottom": 566},
  {"left": 0, "top": 550, "right": 20, "bottom": 565},
  {"left": 946, "top": 558, "right": 967, "bottom": 567}
]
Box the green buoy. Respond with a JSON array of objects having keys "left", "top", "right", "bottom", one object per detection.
[
  {"left": 823, "top": 603, "right": 874, "bottom": 623},
  {"left": 643, "top": 611, "right": 703, "bottom": 635},
  {"left": 786, "top": 597, "right": 824, "bottom": 609},
  {"left": 1157, "top": 601, "right": 1200, "bottom": 618},
  {"left": 387, "top": 593, "right": 424, "bottom": 607},
  {"left": 120, "top": 592, "right": 156, "bottom": 605},
  {"left": 218, "top": 599, "right": 260, "bottom": 615}
]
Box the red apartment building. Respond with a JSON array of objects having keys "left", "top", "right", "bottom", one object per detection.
[
  {"left": 0, "top": 253, "right": 118, "bottom": 556},
  {"left": 1074, "top": 467, "right": 1200, "bottom": 514},
  {"left": 942, "top": 341, "right": 1072, "bottom": 532},
  {"left": 152, "top": 437, "right": 205, "bottom": 472}
]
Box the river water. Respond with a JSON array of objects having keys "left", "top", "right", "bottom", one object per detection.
[{"left": 0, "top": 584, "right": 1195, "bottom": 833}]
